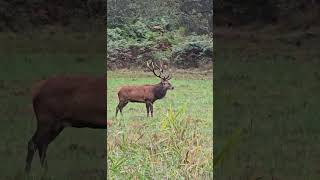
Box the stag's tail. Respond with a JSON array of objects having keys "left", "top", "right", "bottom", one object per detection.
[
  {"left": 31, "top": 79, "right": 47, "bottom": 116},
  {"left": 31, "top": 80, "right": 47, "bottom": 99}
]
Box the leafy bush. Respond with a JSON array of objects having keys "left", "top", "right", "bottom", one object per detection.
[
  {"left": 106, "top": 17, "right": 213, "bottom": 69},
  {"left": 171, "top": 34, "right": 213, "bottom": 69}
]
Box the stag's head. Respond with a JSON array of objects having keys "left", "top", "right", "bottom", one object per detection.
[{"left": 147, "top": 61, "right": 174, "bottom": 90}]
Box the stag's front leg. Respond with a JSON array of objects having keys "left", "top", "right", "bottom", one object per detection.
[
  {"left": 150, "top": 103, "right": 153, "bottom": 117},
  {"left": 146, "top": 101, "right": 153, "bottom": 117},
  {"left": 145, "top": 103, "right": 150, "bottom": 117}
]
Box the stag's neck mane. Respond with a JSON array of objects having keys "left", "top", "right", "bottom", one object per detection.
[{"left": 153, "top": 83, "right": 167, "bottom": 100}]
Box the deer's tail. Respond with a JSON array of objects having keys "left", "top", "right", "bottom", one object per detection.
[{"left": 31, "top": 79, "right": 47, "bottom": 98}]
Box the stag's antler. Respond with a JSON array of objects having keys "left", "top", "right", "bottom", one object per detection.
[
  {"left": 147, "top": 61, "right": 163, "bottom": 79},
  {"left": 147, "top": 61, "right": 172, "bottom": 80},
  {"left": 163, "top": 73, "right": 172, "bottom": 80}
]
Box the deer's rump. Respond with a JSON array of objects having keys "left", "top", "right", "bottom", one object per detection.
[
  {"left": 32, "top": 76, "right": 106, "bottom": 128},
  {"left": 25, "top": 75, "right": 107, "bottom": 173}
]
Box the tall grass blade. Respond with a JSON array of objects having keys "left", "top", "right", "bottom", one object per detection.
[{"left": 213, "top": 128, "right": 243, "bottom": 168}]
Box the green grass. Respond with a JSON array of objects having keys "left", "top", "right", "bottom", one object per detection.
[
  {"left": 107, "top": 70, "right": 213, "bottom": 179},
  {"left": 0, "top": 31, "right": 106, "bottom": 179},
  {"left": 214, "top": 27, "right": 320, "bottom": 179}
]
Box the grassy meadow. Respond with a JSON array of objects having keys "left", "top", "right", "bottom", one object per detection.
[
  {"left": 0, "top": 31, "right": 106, "bottom": 179},
  {"left": 107, "top": 70, "right": 213, "bottom": 179},
  {"left": 214, "top": 27, "right": 320, "bottom": 179}
]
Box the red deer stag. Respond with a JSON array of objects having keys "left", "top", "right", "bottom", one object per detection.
[
  {"left": 25, "top": 75, "right": 109, "bottom": 173},
  {"left": 116, "top": 62, "right": 174, "bottom": 117}
]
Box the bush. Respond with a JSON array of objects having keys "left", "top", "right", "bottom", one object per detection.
[
  {"left": 106, "top": 18, "right": 213, "bottom": 70},
  {"left": 171, "top": 34, "right": 213, "bottom": 69}
]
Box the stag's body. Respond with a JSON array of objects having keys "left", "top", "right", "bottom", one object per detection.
[
  {"left": 25, "top": 75, "right": 107, "bottom": 173},
  {"left": 116, "top": 62, "right": 173, "bottom": 117}
]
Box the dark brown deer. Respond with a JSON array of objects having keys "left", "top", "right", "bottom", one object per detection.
[
  {"left": 116, "top": 62, "right": 174, "bottom": 117},
  {"left": 25, "top": 75, "right": 109, "bottom": 173}
]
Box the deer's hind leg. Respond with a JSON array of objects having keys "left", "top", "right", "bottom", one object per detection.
[
  {"left": 25, "top": 130, "right": 39, "bottom": 173},
  {"left": 116, "top": 100, "right": 128, "bottom": 117},
  {"left": 36, "top": 122, "right": 64, "bottom": 170},
  {"left": 25, "top": 122, "right": 64, "bottom": 173},
  {"left": 26, "top": 107, "right": 64, "bottom": 173}
]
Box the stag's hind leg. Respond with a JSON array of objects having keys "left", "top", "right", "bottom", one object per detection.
[
  {"left": 25, "top": 131, "right": 39, "bottom": 173},
  {"left": 26, "top": 117, "right": 64, "bottom": 172},
  {"left": 116, "top": 100, "right": 128, "bottom": 117},
  {"left": 36, "top": 123, "right": 64, "bottom": 170}
]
